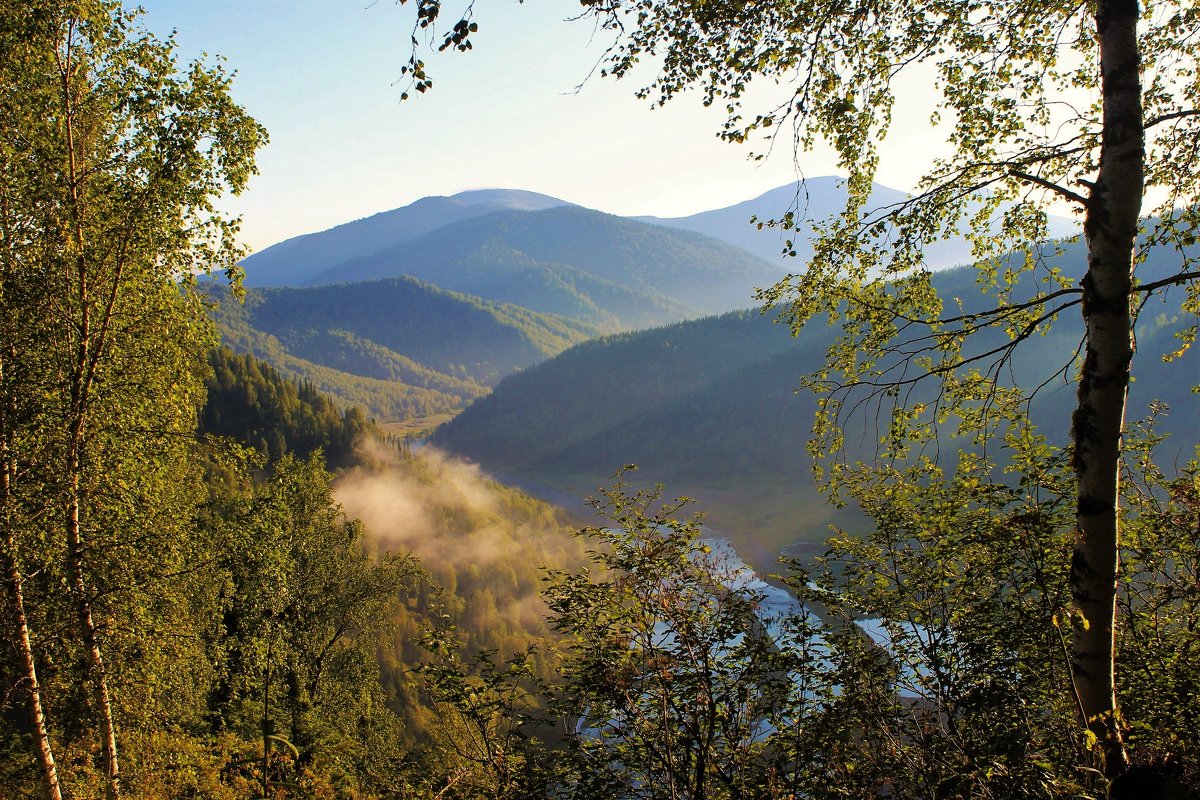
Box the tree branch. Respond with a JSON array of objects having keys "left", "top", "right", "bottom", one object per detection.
[
  {"left": 1009, "top": 169, "right": 1090, "bottom": 206},
  {"left": 1133, "top": 269, "right": 1200, "bottom": 296},
  {"left": 1144, "top": 109, "right": 1200, "bottom": 129}
]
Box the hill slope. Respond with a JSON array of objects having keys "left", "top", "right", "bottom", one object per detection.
[
  {"left": 432, "top": 239, "right": 1196, "bottom": 568},
  {"left": 241, "top": 189, "right": 570, "bottom": 287},
  {"left": 210, "top": 276, "right": 603, "bottom": 420},
  {"left": 200, "top": 346, "right": 373, "bottom": 467}
]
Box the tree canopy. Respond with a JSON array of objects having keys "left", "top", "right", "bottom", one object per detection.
[
  {"left": 548, "top": 0, "right": 1200, "bottom": 779},
  {"left": 0, "top": 2, "right": 264, "bottom": 797}
]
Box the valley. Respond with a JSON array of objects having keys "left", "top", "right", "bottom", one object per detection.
[{"left": 222, "top": 184, "right": 1192, "bottom": 571}]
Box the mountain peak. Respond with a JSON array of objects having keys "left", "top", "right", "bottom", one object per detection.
[
  {"left": 242, "top": 189, "right": 573, "bottom": 287},
  {"left": 444, "top": 188, "right": 572, "bottom": 211}
]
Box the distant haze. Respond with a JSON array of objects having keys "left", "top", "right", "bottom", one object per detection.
[{"left": 242, "top": 178, "right": 1081, "bottom": 289}]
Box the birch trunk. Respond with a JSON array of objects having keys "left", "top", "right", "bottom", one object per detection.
[
  {"left": 60, "top": 20, "right": 121, "bottom": 798},
  {"left": 2, "top": 550, "right": 64, "bottom": 800},
  {"left": 1, "top": 435, "right": 64, "bottom": 800},
  {"left": 1, "top": 167, "right": 65, "bottom": 800},
  {"left": 65, "top": 460, "right": 121, "bottom": 800},
  {"left": 1071, "top": 0, "right": 1143, "bottom": 777}
]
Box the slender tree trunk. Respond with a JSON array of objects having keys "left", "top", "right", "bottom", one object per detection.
[
  {"left": 692, "top": 690, "right": 716, "bottom": 800},
  {"left": 2, "top": 548, "right": 64, "bottom": 800},
  {"left": 60, "top": 21, "right": 120, "bottom": 798},
  {"left": 262, "top": 632, "right": 273, "bottom": 798},
  {"left": 62, "top": 287, "right": 123, "bottom": 800},
  {"left": 1071, "top": 0, "right": 1142, "bottom": 778},
  {"left": 2, "top": 443, "right": 64, "bottom": 800},
  {"left": 1, "top": 172, "right": 65, "bottom": 800},
  {"left": 65, "top": 459, "right": 121, "bottom": 800}
]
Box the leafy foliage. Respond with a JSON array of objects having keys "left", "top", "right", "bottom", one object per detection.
[
  {"left": 406, "top": 453, "right": 1200, "bottom": 799},
  {"left": 203, "top": 453, "right": 419, "bottom": 794},
  {"left": 791, "top": 438, "right": 1089, "bottom": 798},
  {"left": 1116, "top": 413, "right": 1200, "bottom": 767},
  {"left": 567, "top": 0, "right": 1200, "bottom": 774},
  {"left": 545, "top": 475, "right": 799, "bottom": 800},
  {"left": 414, "top": 633, "right": 553, "bottom": 800},
  {"left": 0, "top": 2, "right": 265, "bottom": 797}
]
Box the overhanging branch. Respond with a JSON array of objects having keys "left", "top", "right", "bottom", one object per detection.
[
  {"left": 1133, "top": 269, "right": 1200, "bottom": 296},
  {"left": 1009, "top": 169, "right": 1090, "bottom": 206},
  {"left": 1144, "top": 109, "right": 1200, "bottom": 129}
]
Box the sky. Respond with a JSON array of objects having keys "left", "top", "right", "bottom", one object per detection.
[{"left": 138, "top": 1, "right": 946, "bottom": 254}]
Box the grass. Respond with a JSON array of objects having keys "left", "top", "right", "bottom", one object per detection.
[{"left": 380, "top": 412, "right": 460, "bottom": 440}]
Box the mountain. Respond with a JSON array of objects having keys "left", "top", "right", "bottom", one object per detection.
[
  {"left": 431, "top": 238, "right": 1196, "bottom": 569},
  {"left": 306, "top": 205, "right": 784, "bottom": 328},
  {"left": 428, "top": 306, "right": 851, "bottom": 568},
  {"left": 209, "top": 276, "right": 603, "bottom": 421},
  {"left": 639, "top": 176, "right": 1080, "bottom": 268},
  {"left": 244, "top": 178, "right": 1080, "bottom": 298},
  {"left": 240, "top": 189, "right": 570, "bottom": 287},
  {"left": 240, "top": 180, "right": 1080, "bottom": 342},
  {"left": 227, "top": 180, "right": 1089, "bottom": 436}
]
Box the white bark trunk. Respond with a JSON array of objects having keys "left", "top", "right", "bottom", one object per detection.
[{"left": 1071, "top": 0, "right": 1143, "bottom": 778}]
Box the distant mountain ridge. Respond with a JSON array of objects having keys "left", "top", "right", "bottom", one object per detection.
[
  {"left": 638, "top": 176, "right": 1080, "bottom": 266},
  {"left": 306, "top": 205, "right": 783, "bottom": 327},
  {"left": 241, "top": 189, "right": 571, "bottom": 287},
  {"left": 243, "top": 179, "right": 1080, "bottom": 298},
  {"left": 227, "top": 179, "right": 1085, "bottom": 430}
]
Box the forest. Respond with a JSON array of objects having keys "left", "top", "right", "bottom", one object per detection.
[{"left": 2, "top": 1, "right": 1199, "bottom": 799}]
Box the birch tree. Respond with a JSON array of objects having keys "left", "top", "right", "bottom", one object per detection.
[
  {"left": 525, "top": 0, "right": 1200, "bottom": 779},
  {"left": 0, "top": 3, "right": 264, "bottom": 797},
  {"left": 396, "top": 0, "right": 1200, "bottom": 775}
]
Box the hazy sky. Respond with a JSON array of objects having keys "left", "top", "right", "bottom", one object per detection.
[{"left": 139, "top": 1, "right": 944, "bottom": 254}]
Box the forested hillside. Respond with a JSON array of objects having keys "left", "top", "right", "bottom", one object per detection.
[
  {"left": 200, "top": 349, "right": 592, "bottom": 697},
  {"left": 434, "top": 242, "right": 1199, "bottom": 566},
  {"left": 201, "top": 347, "right": 374, "bottom": 466},
  {"left": 208, "top": 276, "right": 602, "bottom": 420}
]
